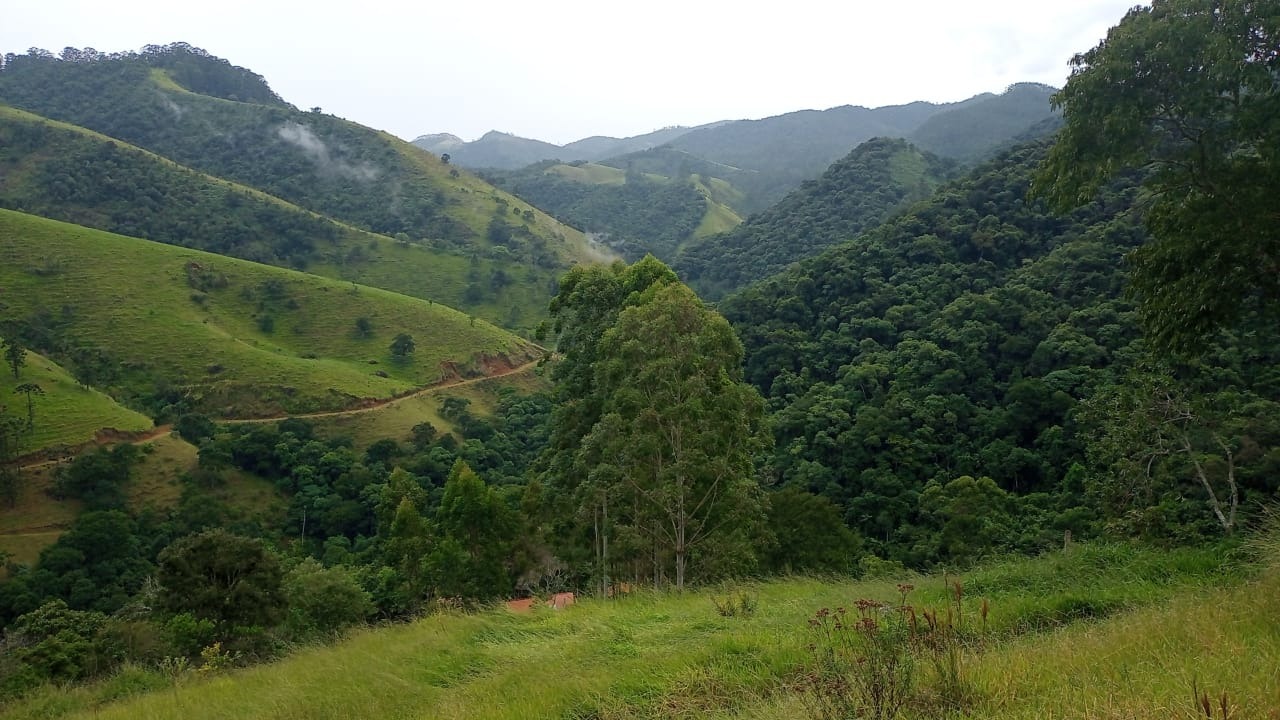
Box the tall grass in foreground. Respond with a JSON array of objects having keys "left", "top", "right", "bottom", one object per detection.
[{"left": 0, "top": 540, "right": 1269, "bottom": 720}]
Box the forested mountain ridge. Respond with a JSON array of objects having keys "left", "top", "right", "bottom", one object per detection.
[
  {"left": 410, "top": 125, "right": 713, "bottom": 170},
  {"left": 676, "top": 137, "right": 958, "bottom": 300},
  {"left": 0, "top": 45, "right": 607, "bottom": 331},
  {"left": 723, "top": 140, "right": 1280, "bottom": 562}
]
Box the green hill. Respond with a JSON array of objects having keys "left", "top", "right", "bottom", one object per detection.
[
  {"left": 0, "top": 210, "right": 541, "bottom": 419},
  {"left": 483, "top": 160, "right": 743, "bottom": 261},
  {"left": 0, "top": 346, "right": 153, "bottom": 456},
  {"left": 721, "top": 140, "right": 1280, "bottom": 560},
  {"left": 0, "top": 46, "right": 607, "bottom": 330},
  {"left": 676, "top": 137, "right": 957, "bottom": 300},
  {"left": 908, "top": 83, "right": 1059, "bottom": 161}
]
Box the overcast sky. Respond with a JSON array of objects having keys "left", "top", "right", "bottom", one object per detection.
[{"left": 3, "top": 1, "right": 1146, "bottom": 146}]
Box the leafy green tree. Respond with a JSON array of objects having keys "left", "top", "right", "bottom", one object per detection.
[
  {"left": 51, "top": 444, "right": 139, "bottom": 511},
  {"left": 763, "top": 486, "right": 863, "bottom": 575},
  {"left": 584, "top": 282, "right": 769, "bottom": 590},
  {"left": 0, "top": 412, "right": 23, "bottom": 507},
  {"left": 1034, "top": 0, "right": 1280, "bottom": 352},
  {"left": 423, "top": 460, "right": 515, "bottom": 600},
  {"left": 282, "top": 559, "right": 373, "bottom": 636},
  {"left": 3, "top": 338, "right": 25, "bottom": 380},
  {"left": 1, "top": 600, "right": 117, "bottom": 692},
  {"left": 389, "top": 333, "right": 415, "bottom": 360},
  {"left": 156, "top": 529, "right": 285, "bottom": 629}
]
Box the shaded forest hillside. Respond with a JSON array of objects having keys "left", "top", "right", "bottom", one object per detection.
[
  {"left": 723, "top": 141, "right": 1280, "bottom": 562},
  {"left": 677, "top": 137, "right": 958, "bottom": 299}
]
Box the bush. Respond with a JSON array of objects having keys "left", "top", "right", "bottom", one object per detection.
[{"left": 282, "top": 559, "right": 373, "bottom": 638}]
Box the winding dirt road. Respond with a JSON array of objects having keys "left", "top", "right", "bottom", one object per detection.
[{"left": 14, "top": 358, "right": 544, "bottom": 470}]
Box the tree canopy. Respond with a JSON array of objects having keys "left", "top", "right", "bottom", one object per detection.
[{"left": 1033, "top": 0, "right": 1280, "bottom": 353}]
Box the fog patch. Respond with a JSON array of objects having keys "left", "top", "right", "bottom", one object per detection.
[
  {"left": 162, "top": 97, "right": 186, "bottom": 119},
  {"left": 276, "top": 121, "right": 381, "bottom": 182}
]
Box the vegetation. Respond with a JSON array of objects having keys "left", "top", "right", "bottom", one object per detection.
[
  {"left": 678, "top": 137, "right": 957, "bottom": 299},
  {"left": 0, "top": 540, "right": 1267, "bottom": 719},
  {"left": 1033, "top": 0, "right": 1280, "bottom": 354},
  {"left": 0, "top": 8, "right": 1276, "bottom": 715},
  {"left": 0, "top": 47, "right": 604, "bottom": 329},
  {"left": 483, "top": 161, "right": 717, "bottom": 261},
  {"left": 721, "top": 139, "right": 1280, "bottom": 562},
  {"left": 0, "top": 210, "right": 537, "bottom": 418}
]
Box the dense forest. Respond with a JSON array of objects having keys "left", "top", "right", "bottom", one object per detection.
[{"left": 677, "top": 137, "right": 957, "bottom": 299}]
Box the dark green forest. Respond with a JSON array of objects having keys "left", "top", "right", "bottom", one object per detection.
[{"left": 677, "top": 137, "right": 957, "bottom": 300}]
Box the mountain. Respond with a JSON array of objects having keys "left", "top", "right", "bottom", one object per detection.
[
  {"left": 908, "top": 82, "right": 1060, "bottom": 161},
  {"left": 721, "top": 140, "right": 1279, "bottom": 558},
  {"left": 481, "top": 159, "right": 743, "bottom": 261},
  {"left": 0, "top": 209, "right": 540, "bottom": 419},
  {"left": 0, "top": 45, "right": 610, "bottom": 331},
  {"left": 412, "top": 130, "right": 564, "bottom": 169},
  {"left": 676, "top": 137, "right": 958, "bottom": 299},
  {"left": 411, "top": 125, "right": 712, "bottom": 170}
]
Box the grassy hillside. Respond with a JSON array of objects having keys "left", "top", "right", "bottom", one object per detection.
[
  {"left": 0, "top": 347, "right": 153, "bottom": 456},
  {"left": 0, "top": 210, "right": 541, "bottom": 418},
  {"left": 3, "top": 540, "right": 1272, "bottom": 719},
  {"left": 0, "top": 47, "right": 608, "bottom": 330},
  {"left": 484, "top": 161, "right": 743, "bottom": 262}
]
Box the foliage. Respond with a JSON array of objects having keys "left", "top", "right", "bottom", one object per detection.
[
  {"left": 281, "top": 559, "right": 373, "bottom": 636},
  {"left": 485, "top": 163, "right": 710, "bottom": 261},
  {"left": 722, "top": 139, "right": 1280, "bottom": 562},
  {"left": 677, "top": 137, "right": 957, "bottom": 299},
  {"left": 51, "top": 445, "right": 140, "bottom": 511},
  {"left": 0, "top": 600, "right": 118, "bottom": 696},
  {"left": 155, "top": 529, "right": 285, "bottom": 629},
  {"left": 1034, "top": 0, "right": 1280, "bottom": 353}
]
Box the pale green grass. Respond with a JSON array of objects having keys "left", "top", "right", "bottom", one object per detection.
[
  {"left": 0, "top": 210, "right": 537, "bottom": 415},
  {"left": 545, "top": 163, "right": 628, "bottom": 186},
  {"left": 0, "top": 347, "right": 152, "bottom": 455},
  {"left": 3, "top": 542, "right": 1254, "bottom": 720}
]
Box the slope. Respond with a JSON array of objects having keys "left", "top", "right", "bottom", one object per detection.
[
  {"left": 676, "top": 137, "right": 957, "bottom": 300},
  {"left": 0, "top": 210, "right": 541, "bottom": 419},
  {"left": 908, "top": 82, "right": 1059, "bottom": 161},
  {"left": 0, "top": 104, "right": 587, "bottom": 331},
  {"left": 4, "top": 542, "right": 1269, "bottom": 719},
  {"left": 483, "top": 160, "right": 743, "bottom": 261},
  {"left": 0, "top": 45, "right": 605, "bottom": 328},
  {"left": 0, "top": 347, "right": 153, "bottom": 456},
  {"left": 720, "top": 140, "right": 1280, "bottom": 561}
]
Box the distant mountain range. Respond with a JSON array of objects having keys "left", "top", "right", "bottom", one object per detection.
[{"left": 413, "top": 83, "right": 1058, "bottom": 212}]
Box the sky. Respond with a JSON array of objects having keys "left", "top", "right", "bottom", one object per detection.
[{"left": 2, "top": 1, "right": 1147, "bottom": 146}]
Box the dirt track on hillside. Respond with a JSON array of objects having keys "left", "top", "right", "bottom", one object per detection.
[{"left": 14, "top": 358, "right": 544, "bottom": 470}]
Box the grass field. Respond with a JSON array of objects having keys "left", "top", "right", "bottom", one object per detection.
[
  {"left": 0, "top": 346, "right": 153, "bottom": 455},
  {"left": 2, "top": 539, "right": 1271, "bottom": 720},
  {"left": 0, "top": 210, "right": 540, "bottom": 417}
]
